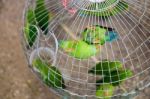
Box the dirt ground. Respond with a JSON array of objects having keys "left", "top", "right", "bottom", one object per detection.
[
  {"left": 0, "top": 0, "right": 149, "bottom": 99},
  {"left": 0, "top": 0, "right": 59, "bottom": 99}
]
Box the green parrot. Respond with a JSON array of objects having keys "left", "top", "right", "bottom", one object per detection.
[
  {"left": 32, "top": 58, "right": 66, "bottom": 88},
  {"left": 35, "top": 0, "right": 51, "bottom": 34},
  {"left": 59, "top": 40, "right": 98, "bottom": 59},
  {"left": 79, "top": 0, "right": 129, "bottom": 18},
  {"left": 24, "top": 9, "right": 38, "bottom": 47},
  {"left": 96, "top": 69, "right": 133, "bottom": 86},
  {"left": 88, "top": 60, "right": 123, "bottom": 75},
  {"left": 82, "top": 25, "right": 107, "bottom": 45},
  {"left": 82, "top": 25, "right": 119, "bottom": 45},
  {"left": 96, "top": 84, "right": 114, "bottom": 99}
]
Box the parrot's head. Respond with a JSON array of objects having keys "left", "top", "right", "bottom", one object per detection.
[{"left": 82, "top": 25, "right": 107, "bottom": 45}]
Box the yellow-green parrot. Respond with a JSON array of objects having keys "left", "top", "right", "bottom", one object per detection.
[
  {"left": 82, "top": 25, "right": 107, "bottom": 45},
  {"left": 59, "top": 40, "right": 99, "bottom": 59},
  {"left": 82, "top": 25, "right": 119, "bottom": 45}
]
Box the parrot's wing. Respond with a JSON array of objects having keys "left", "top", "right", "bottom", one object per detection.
[
  {"left": 24, "top": 9, "right": 38, "bottom": 47},
  {"left": 96, "top": 69, "right": 133, "bottom": 86},
  {"left": 35, "top": 0, "right": 50, "bottom": 34},
  {"left": 32, "top": 58, "right": 66, "bottom": 88},
  {"left": 24, "top": 24, "right": 38, "bottom": 47},
  {"left": 89, "top": 60, "right": 123, "bottom": 75}
]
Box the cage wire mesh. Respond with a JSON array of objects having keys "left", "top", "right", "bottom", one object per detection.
[{"left": 22, "top": 0, "right": 150, "bottom": 98}]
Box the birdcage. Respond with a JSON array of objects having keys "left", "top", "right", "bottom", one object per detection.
[{"left": 22, "top": 0, "right": 150, "bottom": 98}]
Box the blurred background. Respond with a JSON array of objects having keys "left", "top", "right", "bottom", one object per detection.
[{"left": 0, "top": 0, "right": 149, "bottom": 99}]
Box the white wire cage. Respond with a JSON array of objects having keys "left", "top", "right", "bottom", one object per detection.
[{"left": 22, "top": 0, "right": 150, "bottom": 99}]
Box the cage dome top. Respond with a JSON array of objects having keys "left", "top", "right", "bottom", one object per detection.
[
  {"left": 22, "top": 0, "right": 150, "bottom": 98},
  {"left": 88, "top": 0, "right": 106, "bottom": 3}
]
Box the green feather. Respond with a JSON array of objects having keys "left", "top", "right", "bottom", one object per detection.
[
  {"left": 32, "top": 58, "right": 66, "bottom": 88},
  {"left": 96, "top": 84, "right": 114, "bottom": 99},
  {"left": 24, "top": 9, "right": 38, "bottom": 47},
  {"left": 35, "top": 0, "right": 49, "bottom": 34},
  {"left": 89, "top": 60, "right": 123, "bottom": 75},
  {"left": 24, "top": 24, "right": 38, "bottom": 47},
  {"left": 26, "top": 9, "right": 37, "bottom": 25},
  {"left": 82, "top": 25, "right": 107, "bottom": 45},
  {"left": 59, "top": 40, "right": 98, "bottom": 59},
  {"left": 96, "top": 69, "right": 133, "bottom": 86}
]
